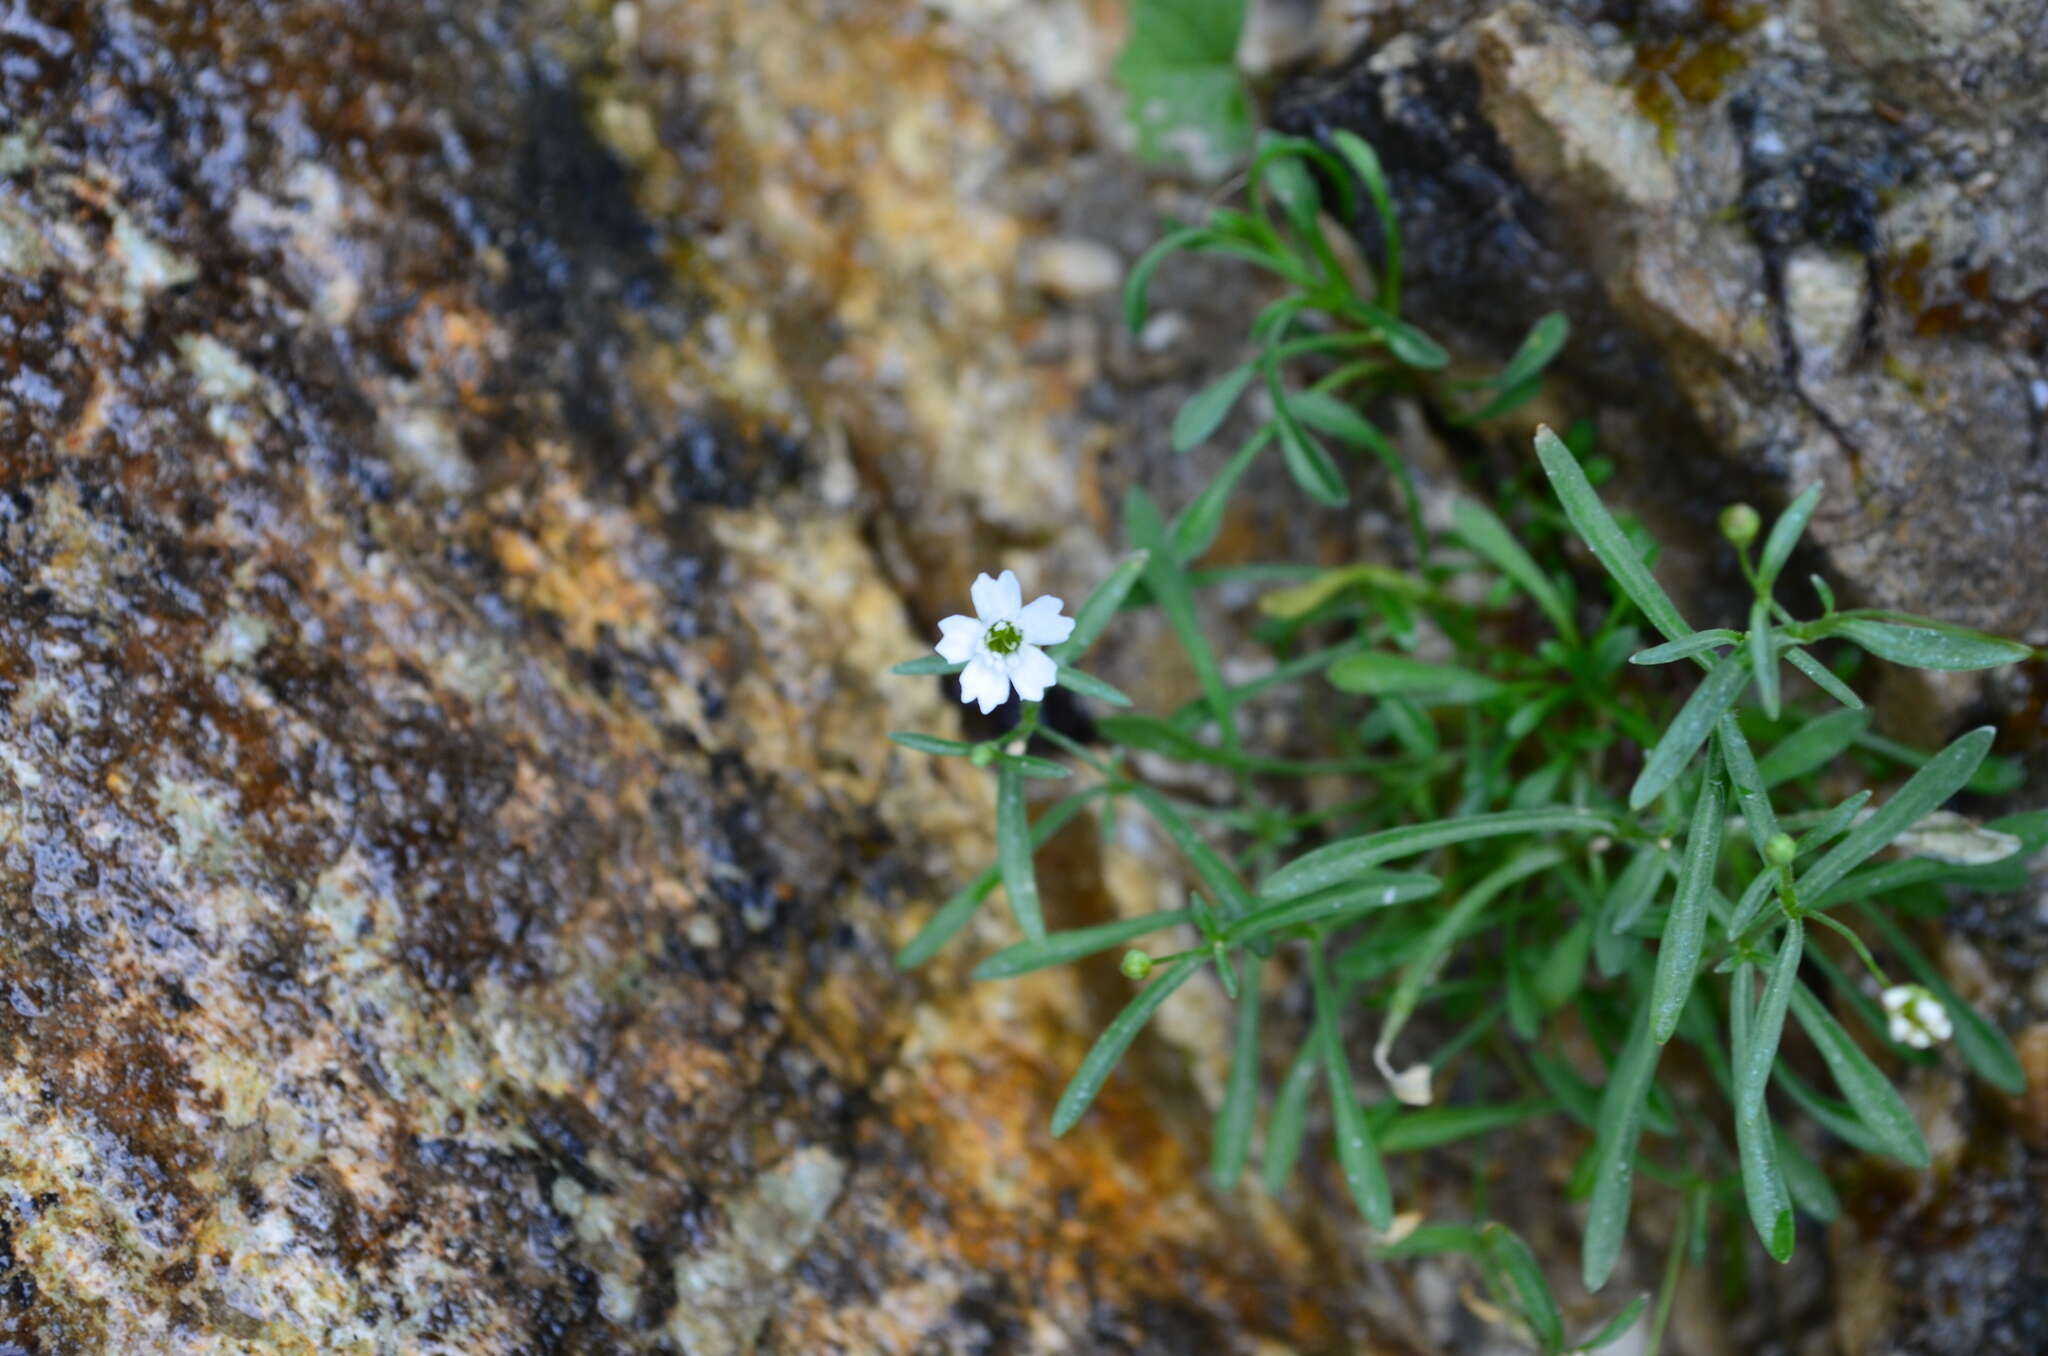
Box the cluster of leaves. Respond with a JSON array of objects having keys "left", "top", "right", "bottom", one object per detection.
[
  {"left": 889, "top": 127, "right": 2039, "bottom": 1354},
  {"left": 1114, "top": 0, "right": 1254, "bottom": 176}
]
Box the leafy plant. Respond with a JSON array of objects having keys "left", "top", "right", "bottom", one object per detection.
[
  {"left": 1114, "top": 0, "right": 1255, "bottom": 176},
  {"left": 889, "top": 129, "right": 2038, "bottom": 1352}
]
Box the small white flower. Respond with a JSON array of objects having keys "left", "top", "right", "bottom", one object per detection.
[
  {"left": 1881, "top": 983, "right": 1953, "bottom": 1049},
  {"left": 935, "top": 570, "right": 1075, "bottom": 714}
]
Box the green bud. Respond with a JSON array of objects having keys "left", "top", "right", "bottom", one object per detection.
[
  {"left": 1119, "top": 949, "right": 1154, "bottom": 980},
  {"left": 969, "top": 744, "right": 995, "bottom": 767},
  {"left": 1720, "top": 503, "right": 1761, "bottom": 549},
  {"left": 1765, "top": 832, "right": 1797, "bottom": 868}
]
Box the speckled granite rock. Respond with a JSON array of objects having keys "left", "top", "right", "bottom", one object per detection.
[{"left": 0, "top": 2, "right": 1405, "bottom": 1352}]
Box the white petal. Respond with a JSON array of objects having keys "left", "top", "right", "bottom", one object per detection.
[
  {"left": 1009, "top": 646, "right": 1057, "bottom": 703},
  {"left": 1888, "top": 1013, "right": 1915, "bottom": 1044},
  {"left": 959, "top": 656, "right": 1011, "bottom": 714},
  {"left": 935, "top": 615, "right": 981, "bottom": 663},
  {"left": 1016, "top": 594, "right": 1075, "bottom": 646},
  {"left": 1881, "top": 986, "right": 1911, "bottom": 1016},
  {"left": 971, "top": 569, "right": 1023, "bottom": 622}
]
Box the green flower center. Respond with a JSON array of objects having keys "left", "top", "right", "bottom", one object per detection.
[{"left": 985, "top": 621, "right": 1023, "bottom": 656}]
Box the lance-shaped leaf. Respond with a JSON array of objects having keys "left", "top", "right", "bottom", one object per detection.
[
  {"left": 1535, "top": 425, "right": 1692, "bottom": 644},
  {"left": 1313, "top": 946, "right": 1391, "bottom": 1228},
  {"left": 1788, "top": 983, "right": 1930, "bottom": 1168},
  {"left": 1051, "top": 955, "right": 1201, "bottom": 1135},
  {"left": 1631, "top": 652, "right": 1748, "bottom": 810},
  {"left": 1582, "top": 1001, "right": 1663, "bottom": 1291},
  {"left": 1261, "top": 808, "right": 1612, "bottom": 901},
  {"left": 1650, "top": 768, "right": 1724, "bottom": 1043},
  {"left": 974, "top": 909, "right": 1194, "bottom": 981},
  {"left": 1795, "top": 727, "right": 1995, "bottom": 901}
]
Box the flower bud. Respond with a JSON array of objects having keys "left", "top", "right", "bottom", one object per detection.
[
  {"left": 1119, "top": 949, "right": 1154, "bottom": 980},
  {"left": 1765, "top": 832, "right": 1798, "bottom": 868},
  {"left": 969, "top": 744, "right": 995, "bottom": 768},
  {"left": 1720, "top": 503, "right": 1761, "bottom": 549}
]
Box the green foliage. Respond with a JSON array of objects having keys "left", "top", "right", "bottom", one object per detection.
[
  {"left": 890, "top": 126, "right": 2039, "bottom": 1351},
  {"left": 1113, "top": 0, "right": 1253, "bottom": 177}
]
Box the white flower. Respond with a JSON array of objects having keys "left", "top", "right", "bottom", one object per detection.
[
  {"left": 935, "top": 570, "right": 1074, "bottom": 714},
  {"left": 1881, "top": 984, "right": 1953, "bottom": 1049}
]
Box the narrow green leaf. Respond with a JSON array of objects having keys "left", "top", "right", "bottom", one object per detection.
[
  {"left": 1375, "top": 1223, "right": 1485, "bottom": 1260},
  {"left": 1773, "top": 1128, "right": 1841, "bottom": 1223},
  {"left": 895, "top": 792, "right": 1099, "bottom": 968},
  {"left": 1480, "top": 1222, "right": 1566, "bottom": 1354},
  {"left": 1629, "top": 629, "right": 1739, "bottom": 665},
  {"left": 1786, "top": 647, "right": 1864, "bottom": 709},
  {"left": 1757, "top": 483, "right": 1823, "bottom": 592},
  {"left": 1122, "top": 225, "right": 1210, "bottom": 332},
  {"left": 1329, "top": 130, "right": 1402, "bottom": 312},
  {"left": 1129, "top": 488, "right": 1240, "bottom": 750},
  {"left": 1262, "top": 1041, "right": 1319, "bottom": 1193},
  {"left": 1788, "top": 983, "right": 1930, "bottom": 1167},
  {"left": 1172, "top": 364, "right": 1254, "bottom": 452},
  {"left": 1314, "top": 945, "right": 1391, "bottom": 1229},
  {"left": 1583, "top": 1000, "right": 1663, "bottom": 1291},
  {"left": 1651, "top": 769, "right": 1724, "bottom": 1043},
  {"left": 1795, "top": 726, "right": 1996, "bottom": 901},
  {"left": 1050, "top": 550, "right": 1151, "bottom": 663},
  {"left": 1857, "top": 907, "right": 2026, "bottom": 1095},
  {"left": 1490, "top": 311, "right": 1570, "bottom": 395},
  {"left": 1738, "top": 918, "right": 1804, "bottom": 1119},
  {"left": 1261, "top": 808, "right": 1611, "bottom": 901},
  {"left": 1380, "top": 1100, "right": 1552, "bottom": 1153},
  {"left": 1130, "top": 784, "right": 1258, "bottom": 921},
  {"left": 1286, "top": 388, "right": 1383, "bottom": 448},
  {"left": 1458, "top": 372, "right": 1544, "bottom": 425},
  {"left": 1000, "top": 752, "right": 1072, "bottom": 779},
  {"left": 1170, "top": 424, "right": 1274, "bottom": 562},
  {"left": 1831, "top": 617, "right": 2032, "bottom": 671},
  {"left": 1730, "top": 959, "right": 1795, "bottom": 1262},
  {"left": 1795, "top": 789, "right": 1872, "bottom": 856},
  {"left": 1222, "top": 871, "right": 1442, "bottom": 944},
  {"left": 892, "top": 654, "right": 967, "bottom": 676},
  {"left": 1751, "top": 602, "right": 1781, "bottom": 719},
  {"left": 995, "top": 763, "right": 1045, "bottom": 941},
  {"left": 1535, "top": 914, "right": 1595, "bottom": 1011},
  {"left": 1270, "top": 375, "right": 1348, "bottom": 507},
  {"left": 1327, "top": 650, "right": 1503, "bottom": 703},
  {"left": 890, "top": 731, "right": 977, "bottom": 757},
  {"left": 1630, "top": 652, "right": 1748, "bottom": 810},
  {"left": 1050, "top": 955, "right": 1201, "bottom": 1136},
  {"left": 1757, "top": 708, "right": 1871, "bottom": 787},
  {"left": 1052, "top": 664, "right": 1132, "bottom": 707},
  {"left": 1602, "top": 844, "right": 1669, "bottom": 939},
  {"left": 973, "top": 908, "right": 1192, "bottom": 980},
  {"left": 1451, "top": 498, "right": 1577, "bottom": 642},
  {"left": 1714, "top": 715, "right": 1780, "bottom": 859},
  {"left": 1773, "top": 1063, "right": 1887, "bottom": 1156},
  {"left": 1212, "top": 953, "right": 1265, "bottom": 1189},
  {"left": 1577, "top": 1294, "right": 1649, "bottom": 1352},
  {"left": 1535, "top": 425, "right": 1692, "bottom": 644}
]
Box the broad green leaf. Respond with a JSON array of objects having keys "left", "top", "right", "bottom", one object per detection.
[
  {"left": 995, "top": 763, "right": 1045, "bottom": 940},
  {"left": 1758, "top": 708, "right": 1871, "bottom": 787},
  {"left": 1130, "top": 784, "right": 1257, "bottom": 921},
  {"left": 973, "top": 909, "right": 1193, "bottom": 980},
  {"left": 1222, "top": 871, "right": 1442, "bottom": 944},
  {"left": 1751, "top": 602, "right": 1781, "bottom": 718},
  {"left": 1261, "top": 808, "right": 1612, "bottom": 901},
  {"left": 1729, "top": 959, "right": 1795, "bottom": 1262},
  {"left": 1172, "top": 364, "right": 1254, "bottom": 452},
  {"left": 1050, "top": 550, "right": 1151, "bottom": 663},
  {"left": 1786, "top": 647, "right": 1863, "bottom": 708},
  {"left": 1114, "top": 0, "right": 1253, "bottom": 177},
  {"left": 889, "top": 731, "right": 976, "bottom": 757},
  {"left": 1650, "top": 769, "right": 1724, "bottom": 1043},
  {"left": 1535, "top": 425, "right": 1692, "bottom": 644},
  {"left": 1262, "top": 1041, "right": 1319, "bottom": 1193},
  {"left": 1327, "top": 650, "right": 1503, "bottom": 703},
  {"left": 1050, "top": 955, "right": 1201, "bottom": 1135},
  {"left": 1378, "top": 1100, "right": 1552, "bottom": 1153},
  {"left": 1583, "top": 1000, "right": 1663, "bottom": 1291},
  {"left": 1213, "top": 953, "right": 1265, "bottom": 1188},
  {"left": 1794, "top": 727, "right": 1996, "bottom": 901},
  {"left": 1757, "top": 483, "right": 1823, "bottom": 592},
  {"left": 1314, "top": 946, "right": 1391, "bottom": 1229},
  {"left": 1451, "top": 499, "right": 1577, "bottom": 642},
  {"left": 1788, "top": 983, "right": 1930, "bottom": 1167},
  {"left": 892, "top": 654, "right": 966, "bottom": 676},
  {"left": 1052, "top": 664, "right": 1132, "bottom": 707},
  {"left": 1857, "top": 907, "right": 2025, "bottom": 1094},
  {"left": 1737, "top": 918, "right": 1803, "bottom": 1119},
  {"left": 1629, "top": 630, "right": 1739, "bottom": 666},
  {"left": 1630, "top": 652, "right": 1748, "bottom": 810},
  {"left": 895, "top": 791, "right": 1100, "bottom": 968},
  {"left": 1329, "top": 130, "right": 1402, "bottom": 311},
  {"left": 1481, "top": 1222, "right": 1566, "bottom": 1354},
  {"left": 1831, "top": 617, "right": 2032, "bottom": 671},
  {"left": 1577, "top": 1294, "right": 1648, "bottom": 1352}
]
